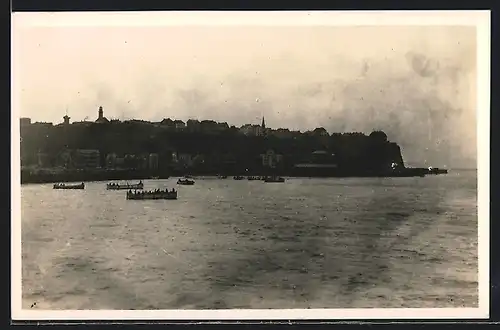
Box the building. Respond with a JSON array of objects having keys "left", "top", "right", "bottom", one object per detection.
[
  {"left": 186, "top": 119, "right": 201, "bottom": 131},
  {"left": 173, "top": 120, "right": 185, "bottom": 130},
  {"left": 312, "top": 127, "right": 329, "bottom": 136},
  {"left": 239, "top": 124, "right": 252, "bottom": 135},
  {"left": 20, "top": 117, "right": 31, "bottom": 127},
  {"left": 171, "top": 152, "right": 178, "bottom": 163},
  {"left": 105, "top": 153, "right": 118, "bottom": 168},
  {"left": 239, "top": 116, "right": 267, "bottom": 136},
  {"left": 260, "top": 149, "right": 283, "bottom": 168},
  {"left": 37, "top": 151, "right": 50, "bottom": 167},
  {"left": 311, "top": 150, "right": 336, "bottom": 164},
  {"left": 239, "top": 124, "right": 264, "bottom": 136},
  {"left": 31, "top": 122, "right": 53, "bottom": 128},
  {"left": 114, "top": 156, "right": 125, "bottom": 168},
  {"left": 254, "top": 125, "right": 264, "bottom": 136},
  {"left": 123, "top": 154, "right": 139, "bottom": 169},
  {"left": 149, "top": 153, "right": 159, "bottom": 170},
  {"left": 160, "top": 118, "right": 176, "bottom": 130},
  {"left": 95, "top": 106, "right": 109, "bottom": 124},
  {"left": 63, "top": 115, "right": 71, "bottom": 125},
  {"left": 271, "top": 128, "right": 293, "bottom": 139},
  {"left": 73, "top": 149, "right": 101, "bottom": 168},
  {"left": 56, "top": 149, "right": 73, "bottom": 168},
  {"left": 292, "top": 150, "right": 338, "bottom": 175},
  {"left": 200, "top": 120, "right": 219, "bottom": 133},
  {"left": 177, "top": 153, "right": 193, "bottom": 167},
  {"left": 137, "top": 154, "right": 149, "bottom": 170},
  {"left": 72, "top": 121, "right": 92, "bottom": 127},
  {"left": 197, "top": 120, "right": 230, "bottom": 132}
]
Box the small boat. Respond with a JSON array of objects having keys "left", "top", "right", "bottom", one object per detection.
[
  {"left": 233, "top": 176, "right": 244, "bottom": 180},
  {"left": 427, "top": 167, "right": 448, "bottom": 175},
  {"left": 53, "top": 182, "right": 85, "bottom": 190},
  {"left": 107, "top": 180, "right": 144, "bottom": 190},
  {"left": 217, "top": 175, "right": 228, "bottom": 179},
  {"left": 263, "top": 176, "right": 285, "bottom": 183},
  {"left": 150, "top": 176, "right": 159, "bottom": 180},
  {"left": 247, "top": 176, "right": 261, "bottom": 180},
  {"left": 126, "top": 189, "right": 177, "bottom": 200},
  {"left": 177, "top": 178, "right": 195, "bottom": 185}
]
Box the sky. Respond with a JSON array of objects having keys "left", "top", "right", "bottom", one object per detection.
[{"left": 13, "top": 15, "right": 480, "bottom": 168}]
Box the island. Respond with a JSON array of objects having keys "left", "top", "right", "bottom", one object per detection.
[{"left": 19, "top": 106, "right": 447, "bottom": 184}]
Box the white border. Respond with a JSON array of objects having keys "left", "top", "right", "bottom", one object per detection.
[{"left": 11, "top": 10, "right": 491, "bottom": 321}]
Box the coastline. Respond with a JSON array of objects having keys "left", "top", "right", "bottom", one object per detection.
[{"left": 20, "top": 167, "right": 447, "bottom": 184}]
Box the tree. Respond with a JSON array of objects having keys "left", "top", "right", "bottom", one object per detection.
[{"left": 369, "top": 130, "right": 388, "bottom": 143}]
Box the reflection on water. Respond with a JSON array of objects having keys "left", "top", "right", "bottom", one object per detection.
[{"left": 20, "top": 171, "right": 478, "bottom": 309}]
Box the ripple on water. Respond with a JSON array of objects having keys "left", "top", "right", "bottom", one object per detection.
[{"left": 21, "top": 174, "right": 479, "bottom": 309}]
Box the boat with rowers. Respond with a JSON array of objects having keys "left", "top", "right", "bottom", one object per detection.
[
  {"left": 247, "top": 176, "right": 262, "bottom": 180},
  {"left": 233, "top": 175, "right": 244, "bottom": 180},
  {"left": 177, "top": 178, "right": 195, "bottom": 185},
  {"left": 53, "top": 182, "right": 85, "bottom": 189},
  {"left": 263, "top": 176, "right": 285, "bottom": 183},
  {"left": 107, "top": 180, "right": 144, "bottom": 190},
  {"left": 126, "top": 188, "right": 177, "bottom": 200},
  {"left": 427, "top": 166, "right": 448, "bottom": 175}
]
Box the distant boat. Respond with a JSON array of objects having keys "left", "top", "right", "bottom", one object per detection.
[
  {"left": 177, "top": 178, "right": 195, "bottom": 185},
  {"left": 53, "top": 182, "right": 85, "bottom": 190},
  {"left": 150, "top": 176, "right": 159, "bottom": 180},
  {"left": 217, "top": 175, "right": 228, "bottom": 179},
  {"left": 233, "top": 176, "right": 244, "bottom": 180},
  {"left": 107, "top": 181, "right": 144, "bottom": 190},
  {"left": 427, "top": 167, "right": 448, "bottom": 175},
  {"left": 247, "top": 176, "right": 261, "bottom": 180},
  {"left": 263, "top": 176, "right": 285, "bottom": 183},
  {"left": 126, "top": 189, "right": 177, "bottom": 200}
]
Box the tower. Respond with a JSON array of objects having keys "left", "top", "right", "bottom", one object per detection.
[
  {"left": 63, "top": 107, "right": 70, "bottom": 125},
  {"left": 98, "top": 106, "right": 104, "bottom": 120},
  {"left": 95, "top": 106, "right": 109, "bottom": 123},
  {"left": 261, "top": 116, "right": 266, "bottom": 129},
  {"left": 63, "top": 115, "right": 70, "bottom": 125}
]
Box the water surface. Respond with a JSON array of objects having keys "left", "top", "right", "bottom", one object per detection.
[{"left": 21, "top": 171, "right": 478, "bottom": 309}]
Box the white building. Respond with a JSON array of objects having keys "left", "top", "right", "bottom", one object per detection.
[
  {"left": 74, "top": 149, "right": 100, "bottom": 168},
  {"left": 105, "top": 153, "right": 117, "bottom": 168},
  {"left": 149, "top": 153, "right": 159, "bottom": 170},
  {"left": 260, "top": 149, "right": 283, "bottom": 168},
  {"left": 240, "top": 124, "right": 264, "bottom": 136}
]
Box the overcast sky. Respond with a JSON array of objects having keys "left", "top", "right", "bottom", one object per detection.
[{"left": 13, "top": 16, "right": 480, "bottom": 168}]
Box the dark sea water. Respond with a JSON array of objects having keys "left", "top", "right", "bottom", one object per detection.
[{"left": 20, "top": 171, "right": 478, "bottom": 310}]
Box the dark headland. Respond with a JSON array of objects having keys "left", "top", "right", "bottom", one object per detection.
[{"left": 19, "top": 106, "right": 447, "bottom": 184}]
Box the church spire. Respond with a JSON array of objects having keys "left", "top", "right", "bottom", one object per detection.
[{"left": 261, "top": 116, "right": 266, "bottom": 129}]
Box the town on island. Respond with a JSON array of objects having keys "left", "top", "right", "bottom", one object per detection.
[{"left": 20, "top": 105, "right": 447, "bottom": 184}]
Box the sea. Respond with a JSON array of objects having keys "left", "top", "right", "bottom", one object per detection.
[{"left": 19, "top": 170, "right": 478, "bottom": 310}]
